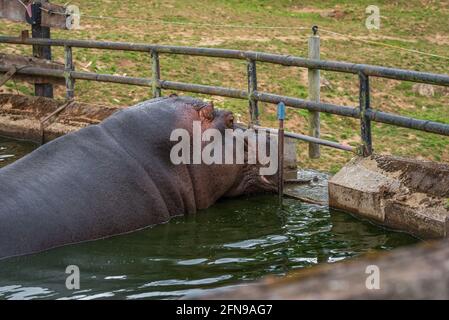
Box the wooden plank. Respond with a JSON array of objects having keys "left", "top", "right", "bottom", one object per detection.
[
  {"left": 0, "top": 53, "right": 64, "bottom": 85},
  {"left": 0, "top": 0, "right": 68, "bottom": 29}
]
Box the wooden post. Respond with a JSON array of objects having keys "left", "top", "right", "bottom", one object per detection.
[
  {"left": 307, "top": 26, "right": 320, "bottom": 159},
  {"left": 151, "top": 50, "right": 161, "bottom": 98},
  {"left": 31, "top": 0, "right": 53, "bottom": 98},
  {"left": 64, "top": 45, "right": 74, "bottom": 100}
]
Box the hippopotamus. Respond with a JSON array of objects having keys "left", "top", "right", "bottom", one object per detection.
[{"left": 0, "top": 95, "right": 276, "bottom": 260}]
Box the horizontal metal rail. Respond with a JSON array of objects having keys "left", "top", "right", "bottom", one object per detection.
[
  {"left": 253, "top": 125, "right": 355, "bottom": 152},
  {"left": 1, "top": 36, "right": 449, "bottom": 86},
  {"left": 2, "top": 64, "right": 448, "bottom": 138},
  {"left": 160, "top": 80, "right": 248, "bottom": 99}
]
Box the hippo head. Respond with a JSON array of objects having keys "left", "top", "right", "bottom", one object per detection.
[{"left": 170, "top": 96, "right": 277, "bottom": 209}]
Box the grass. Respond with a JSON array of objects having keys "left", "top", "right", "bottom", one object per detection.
[{"left": 0, "top": 0, "right": 448, "bottom": 172}]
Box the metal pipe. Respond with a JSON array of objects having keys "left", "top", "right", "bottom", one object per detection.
[
  {"left": 72, "top": 71, "right": 152, "bottom": 86},
  {"left": 64, "top": 45, "right": 74, "bottom": 100},
  {"left": 151, "top": 50, "right": 161, "bottom": 98},
  {"left": 367, "top": 110, "right": 449, "bottom": 136},
  {"left": 2, "top": 65, "right": 449, "bottom": 137},
  {"left": 0, "top": 66, "right": 152, "bottom": 86},
  {"left": 247, "top": 59, "right": 258, "bottom": 125},
  {"left": 254, "top": 125, "right": 355, "bottom": 152},
  {"left": 254, "top": 91, "right": 360, "bottom": 118},
  {"left": 277, "top": 102, "right": 285, "bottom": 207},
  {"left": 159, "top": 80, "right": 248, "bottom": 99},
  {"left": 1, "top": 36, "right": 448, "bottom": 86},
  {"left": 359, "top": 72, "right": 372, "bottom": 156}
]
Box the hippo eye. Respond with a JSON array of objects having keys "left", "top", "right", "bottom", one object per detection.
[{"left": 226, "top": 115, "right": 234, "bottom": 128}]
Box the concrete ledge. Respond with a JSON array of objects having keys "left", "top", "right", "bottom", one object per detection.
[{"left": 329, "top": 155, "right": 449, "bottom": 239}]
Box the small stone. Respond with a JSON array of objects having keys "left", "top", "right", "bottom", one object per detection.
[
  {"left": 412, "top": 84, "right": 435, "bottom": 97},
  {"left": 321, "top": 9, "right": 346, "bottom": 19},
  {"left": 320, "top": 77, "right": 333, "bottom": 90}
]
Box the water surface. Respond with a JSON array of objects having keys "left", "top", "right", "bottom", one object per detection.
[
  {"left": 0, "top": 137, "right": 418, "bottom": 300},
  {"left": 0, "top": 136, "right": 36, "bottom": 168}
]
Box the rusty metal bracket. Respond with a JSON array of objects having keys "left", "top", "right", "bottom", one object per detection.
[
  {"left": 0, "top": 66, "right": 17, "bottom": 87},
  {"left": 39, "top": 100, "right": 75, "bottom": 145}
]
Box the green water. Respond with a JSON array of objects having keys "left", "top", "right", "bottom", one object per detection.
[
  {"left": 0, "top": 137, "right": 418, "bottom": 300},
  {"left": 0, "top": 136, "right": 37, "bottom": 168}
]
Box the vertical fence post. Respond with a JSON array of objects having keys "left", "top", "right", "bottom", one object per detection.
[
  {"left": 277, "top": 102, "right": 286, "bottom": 207},
  {"left": 64, "top": 45, "right": 74, "bottom": 100},
  {"left": 359, "top": 72, "right": 373, "bottom": 156},
  {"left": 247, "top": 59, "right": 259, "bottom": 126},
  {"left": 307, "top": 26, "right": 320, "bottom": 159},
  {"left": 31, "top": 0, "right": 53, "bottom": 98},
  {"left": 151, "top": 50, "right": 161, "bottom": 98}
]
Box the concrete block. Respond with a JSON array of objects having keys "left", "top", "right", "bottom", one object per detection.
[{"left": 329, "top": 155, "right": 449, "bottom": 238}]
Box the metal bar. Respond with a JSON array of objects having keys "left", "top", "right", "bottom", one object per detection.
[
  {"left": 40, "top": 100, "right": 75, "bottom": 145},
  {"left": 159, "top": 80, "right": 248, "bottom": 99},
  {"left": 359, "top": 72, "right": 372, "bottom": 156},
  {"left": 40, "top": 101, "right": 75, "bottom": 124},
  {"left": 3, "top": 65, "right": 449, "bottom": 138},
  {"left": 64, "top": 45, "right": 74, "bottom": 100},
  {"left": 72, "top": 71, "right": 151, "bottom": 86},
  {"left": 1, "top": 36, "right": 448, "bottom": 86},
  {"left": 308, "top": 26, "right": 321, "bottom": 158},
  {"left": 366, "top": 109, "right": 449, "bottom": 136},
  {"left": 151, "top": 50, "right": 161, "bottom": 98},
  {"left": 253, "top": 91, "right": 360, "bottom": 118},
  {"left": 0, "top": 66, "right": 16, "bottom": 86},
  {"left": 247, "top": 59, "right": 258, "bottom": 125},
  {"left": 254, "top": 125, "right": 355, "bottom": 152},
  {"left": 277, "top": 102, "right": 285, "bottom": 206}
]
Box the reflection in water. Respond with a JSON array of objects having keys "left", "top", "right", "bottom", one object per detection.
[
  {"left": 0, "top": 137, "right": 418, "bottom": 300},
  {"left": 0, "top": 136, "right": 37, "bottom": 168}
]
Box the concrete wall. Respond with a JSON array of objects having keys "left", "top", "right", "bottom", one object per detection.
[{"left": 329, "top": 155, "right": 449, "bottom": 239}]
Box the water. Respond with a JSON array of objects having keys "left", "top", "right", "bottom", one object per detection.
[
  {"left": 0, "top": 136, "right": 37, "bottom": 168},
  {"left": 0, "top": 137, "right": 418, "bottom": 300}
]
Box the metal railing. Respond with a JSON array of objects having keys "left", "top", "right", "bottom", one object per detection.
[{"left": 1, "top": 34, "right": 449, "bottom": 156}]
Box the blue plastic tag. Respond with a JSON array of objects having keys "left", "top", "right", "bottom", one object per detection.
[{"left": 277, "top": 102, "right": 286, "bottom": 120}]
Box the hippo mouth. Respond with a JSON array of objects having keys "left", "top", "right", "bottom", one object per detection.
[{"left": 260, "top": 175, "right": 278, "bottom": 192}]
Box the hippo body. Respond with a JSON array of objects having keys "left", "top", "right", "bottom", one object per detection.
[{"left": 0, "top": 96, "right": 274, "bottom": 260}]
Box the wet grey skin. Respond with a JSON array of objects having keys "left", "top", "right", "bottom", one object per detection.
[{"left": 0, "top": 96, "right": 276, "bottom": 260}]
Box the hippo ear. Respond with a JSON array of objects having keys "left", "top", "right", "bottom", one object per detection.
[{"left": 196, "top": 101, "right": 215, "bottom": 122}]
